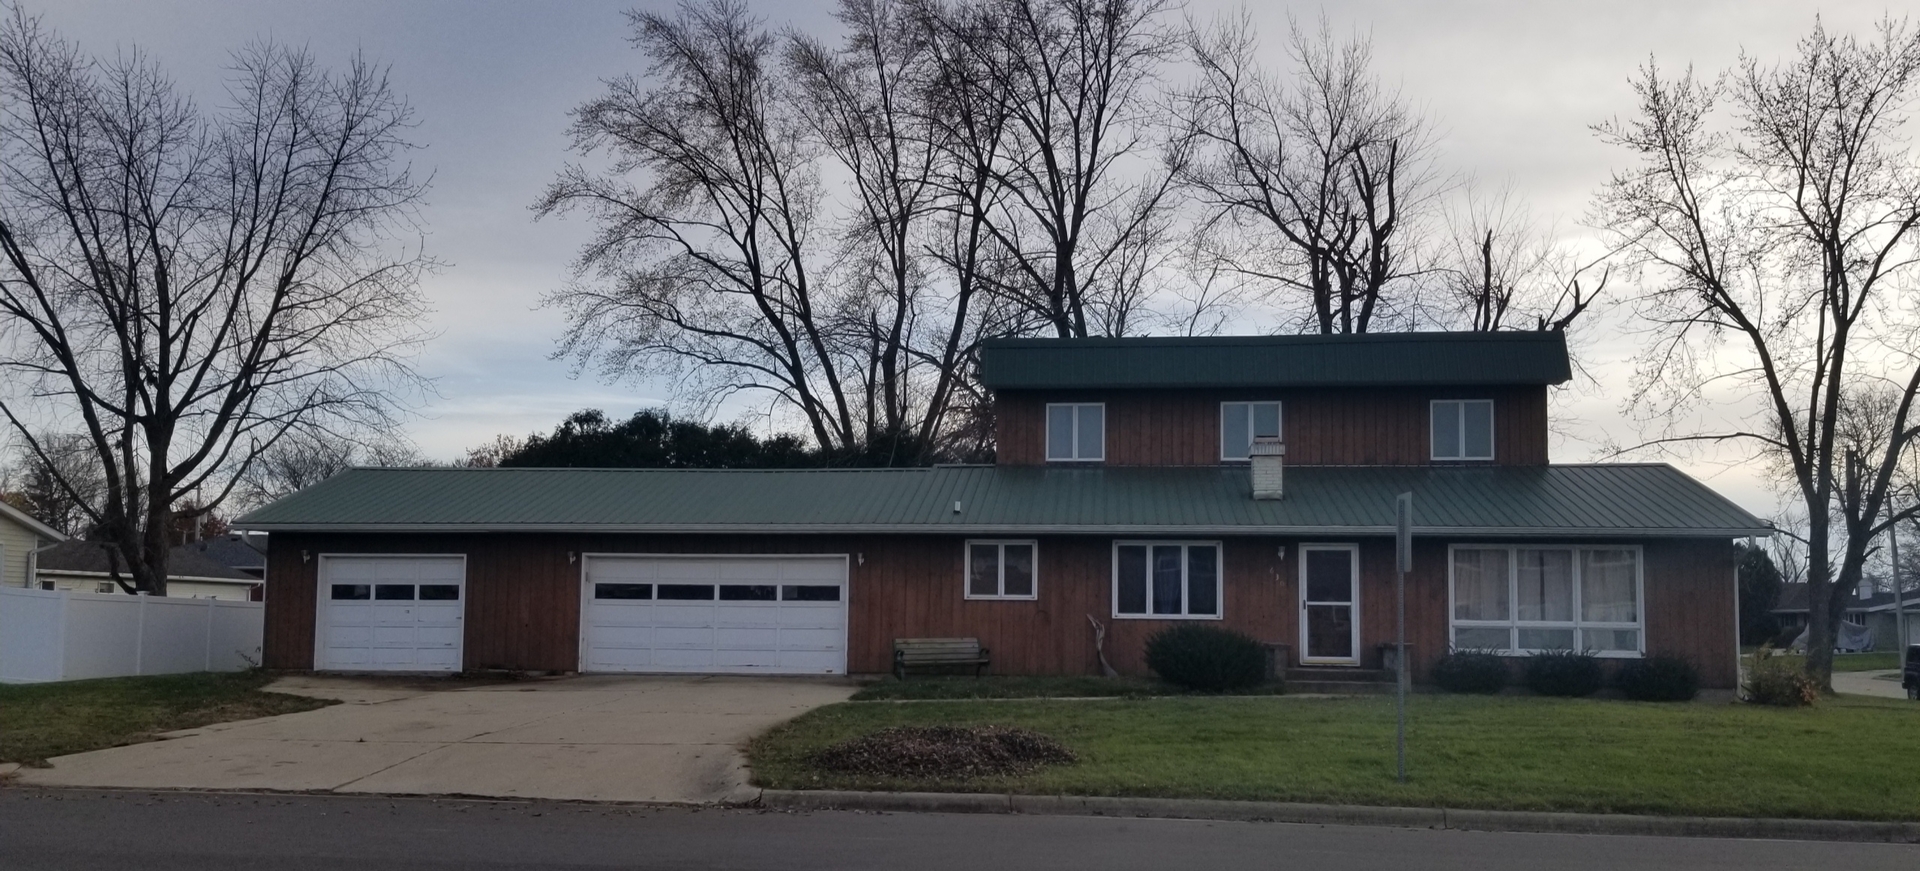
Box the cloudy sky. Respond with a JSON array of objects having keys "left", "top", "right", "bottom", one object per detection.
[{"left": 33, "top": 0, "right": 1900, "bottom": 519}]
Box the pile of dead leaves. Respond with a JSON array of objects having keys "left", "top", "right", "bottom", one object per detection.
[{"left": 810, "top": 725, "right": 1076, "bottom": 779}]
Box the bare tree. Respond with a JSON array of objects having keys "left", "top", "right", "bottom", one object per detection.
[
  {"left": 1438, "top": 182, "right": 1602, "bottom": 332},
  {"left": 1180, "top": 13, "right": 1438, "bottom": 334},
  {"left": 5, "top": 432, "right": 103, "bottom": 536},
  {"left": 233, "top": 429, "right": 418, "bottom": 510},
  {"left": 1595, "top": 17, "right": 1920, "bottom": 687},
  {"left": 915, "top": 0, "right": 1184, "bottom": 338},
  {"left": 0, "top": 10, "right": 430, "bottom": 594}
]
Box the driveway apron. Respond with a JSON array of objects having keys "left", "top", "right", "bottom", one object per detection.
[{"left": 11, "top": 675, "right": 853, "bottom": 804}]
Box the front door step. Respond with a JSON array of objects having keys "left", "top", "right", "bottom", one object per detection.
[{"left": 1285, "top": 666, "right": 1395, "bottom": 695}]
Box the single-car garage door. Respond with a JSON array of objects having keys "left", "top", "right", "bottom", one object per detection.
[
  {"left": 581, "top": 555, "right": 847, "bottom": 675},
  {"left": 316, "top": 556, "right": 465, "bottom": 672}
]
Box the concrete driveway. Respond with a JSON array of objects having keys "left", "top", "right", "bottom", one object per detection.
[
  {"left": 13, "top": 674, "right": 854, "bottom": 804},
  {"left": 1833, "top": 669, "right": 1913, "bottom": 700}
]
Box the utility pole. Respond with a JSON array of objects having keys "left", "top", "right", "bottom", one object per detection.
[
  {"left": 1394, "top": 492, "right": 1412, "bottom": 784},
  {"left": 1892, "top": 514, "right": 1907, "bottom": 655}
]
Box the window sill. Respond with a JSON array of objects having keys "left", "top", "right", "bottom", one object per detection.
[
  {"left": 1112, "top": 612, "right": 1224, "bottom": 621},
  {"left": 964, "top": 594, "right": 1038, "bottom": 602}
]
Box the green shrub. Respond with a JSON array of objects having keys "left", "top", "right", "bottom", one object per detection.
[
  {"left": 1744, "top": 651, "right": 1817, "bottom": 707},
  {"left": 1522, "top": 650, "right": 1604, "bottom": 697},
  {"left": 1614, "top": 655, "right": 1700, "bottom": 701},
  {"left": 1143, "top": 625, "right": 1267, "bottom": 692},
  {"left": 1432, "top": 650, "right": 1508, "bottom": 694}
]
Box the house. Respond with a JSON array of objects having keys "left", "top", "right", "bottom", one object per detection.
[
  {"left": 0, "top": 500, "right": 67, "bottom": 589},
  {"left": 235, "top": 332, "right": 1770, "bottom": 687},
  {"left": 33, "top": 540, "right": 262, "bottom": 601},
  {"left": 1772, "top": 583, "right": 1919, "bottom": 651}
]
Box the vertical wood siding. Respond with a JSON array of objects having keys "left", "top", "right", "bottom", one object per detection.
[
  {"left": 265, "top": 532, "right": 1736, "bottom": 688},
  {"left": 994, "top": 386, "right": 1549, "bottom": 466}
]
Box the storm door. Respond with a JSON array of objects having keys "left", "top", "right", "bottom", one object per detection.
[{"left": 1299, "top": 545, "right": 1360, "bottom": 666}]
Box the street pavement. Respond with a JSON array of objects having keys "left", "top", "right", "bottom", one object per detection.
[
  {"left": 1833, "top": 669, "right": 1911, "bottom": 700},
  {"left": 12, "top": 674, "right": 853, "bottom": 803},
  {"left": 1, "top": 789, "right": 1914, "bottom": 871}
]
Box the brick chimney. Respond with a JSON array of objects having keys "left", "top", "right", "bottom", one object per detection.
[{"left": 1250, "top": 436, "right": 1285, "bottom": 500}]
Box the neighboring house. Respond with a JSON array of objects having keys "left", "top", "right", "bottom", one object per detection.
[
  {"left": 236, "top": 332, "right": 1769, "bottom": 687},
  {"left": 1772, "top": 583, "right": 1919, "bottom": 651},
  {"left": 34, "top": 540, "right": 262, "bottom": 601},
  {"left": 0, "top": 500, "right": 68, "bottom": 589},
  {"left": 185, "top": 533, "right": 269, "bottom": 586}
]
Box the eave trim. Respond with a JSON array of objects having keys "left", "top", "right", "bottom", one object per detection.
[{"left": 234, "top": 522, "right": 1774, "bottom": 538}]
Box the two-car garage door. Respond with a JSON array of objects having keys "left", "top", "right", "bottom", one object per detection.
[{"left": 580, "top": 555, "right": 847, "bottom": 675}]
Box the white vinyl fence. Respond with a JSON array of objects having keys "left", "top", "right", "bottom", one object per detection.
[{"left": 0, "top": 586, "right": 263, "bottom": 684}]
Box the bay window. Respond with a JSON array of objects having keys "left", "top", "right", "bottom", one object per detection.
[{"left": 1448, "top": 545, "right": 1643, "bottom": 655}]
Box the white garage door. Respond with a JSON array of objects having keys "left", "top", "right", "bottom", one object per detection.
[
  {"left": 581, "top": 555, "right": 847, "bottom": 675},
  {"left": 316, "top": 556, "right": 465, "bottom": 672}
]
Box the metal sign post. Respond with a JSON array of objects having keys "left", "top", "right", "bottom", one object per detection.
[{"left": 1395, "top": 492, "right": 1412, "bottom": 784}]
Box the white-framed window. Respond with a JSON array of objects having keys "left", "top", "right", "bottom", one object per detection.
[
  {"left": 1220, "top": 401, "right": 1283, "bottom": 461},
  {"left": 1431, "top": 399, "right": 1495, "bottom": 461},
  {"left": 1113, "top": 541, "right": 1222, "bottom": 619},
  {"left": 966, "top": 540, "right": 1037, "bottom": 600},
  {"left": 1448, "top": 544, "right": 1644, "bottom": 657},
  {"left": 1844, "top": 612, "right": 1867, "bottom": 627},
  {"left": 1046, "top": 403, "right": 1105, "bottom": 462}
]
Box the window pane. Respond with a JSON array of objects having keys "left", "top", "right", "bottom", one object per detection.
[
  {"left": 719, "top": 584, "right": 777, "bottom": 601},
  {"left": 1515, "top": 550, "right": 1573, "bottom": 622},
  {"left": 1305, "top": 549, "right": 1353, "bottom": 603},
  {"left": 1463, "top": 400, "right": 1494, "bottom": 459},
  {"left": 968, "top": 544, "right": 1001, "bottom": 597},
  {"left": 1151, "top": 545, "right": 1183, "bottom": 614},
  {"left": 419, "top": 584, "right": 460, "bottom": 601},
  {"left": 1453, "top": 626, "right": 1512, "bottom": 650},
  {"left": 1582, "top": 628, "right": 1640, "bottom": 652},
  {"left": 1076, "top": 405, "right": 1104, "bottom": 460},
  {"left": 1432, "top": 401, "right": 1462, "bottom": 459},
  {"left": 1581, "top": 550, "right": 1638, "bottom": 623},
  {"left": 1517, "top": 628, "right": 1576, "bottom": 650},
  {"left": 330, "top": 584, "right": 370, "bottom": 601},
  {"left": 657, "top": 584, "right": 715, "bottom": 600},
  {"left": 1452, "top": 548, "right": 1510, "bottom": 620},
  {"left": 1047, "top": 405, "right": 1075, "bottom": 460},
  {"left": 781, "top": 585, "right": 840, "bottom": 602},
  {"left": 1306, "top": 605, "right": 1354, "bottom": 658},
  {"left": 1187, "top": 546, "right": 1218, "bottom": 616},
  {"left": 1002, "top": 544, "right": 1034, "bottom": 597},
  {"left": 1221, "top": 402, "right": 1251, "bottom": 459},
  {"left": 1116, "top": 545, "right": 1147, "bottom": 614},
  {"left": 1253, "top": 402, "right": 1281, "bottom": 438},
  {"left": 594, "top": 583, "right": 652, "bottom": 600},
  {"left": 374, "top": 584, "right": 414, "bottom": 601}
]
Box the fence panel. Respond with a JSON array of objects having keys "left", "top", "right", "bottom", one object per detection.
[{"left": 0, "top": 586, "right": 264, "bottom": 684}]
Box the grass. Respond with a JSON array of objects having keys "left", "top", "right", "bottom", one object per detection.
[
  {"left": 850, "top": 675, "right": 1284, "bottom": 701},
  {"left": 1740, "top": 649, "right": 1904, "bottom": 672},
  {"left": 750, "top": 694, "right": 1920, "bottom": 821},
  {"left": 0, "top": 671, "right": 333, "bottom": 767}
]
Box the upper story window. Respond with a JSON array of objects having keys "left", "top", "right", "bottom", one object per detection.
[
  {"left": 1431, "top": 399, "right": 1494, "bottom": 461},
  {"left": 1046, "top": 403, "right": 1105, "bottom": 462},
  {"left": 1220, "top": 401, "right": 1282, "bottom": 461}
]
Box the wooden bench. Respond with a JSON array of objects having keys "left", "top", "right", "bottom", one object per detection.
[{"left": 893, "top": 637, "right": 991, "bottom": 679}]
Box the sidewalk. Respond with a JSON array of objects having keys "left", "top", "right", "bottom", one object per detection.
[{"left": 1832, "top": 670, "right": 1910, "bottom": 700}]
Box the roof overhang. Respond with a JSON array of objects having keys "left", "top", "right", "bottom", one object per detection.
[
  {"left": 0, "top": 500, "right": 67, "bottom": 542},
  {"left": 236, "top": 522, "right": 1774, "bottom": 538}
]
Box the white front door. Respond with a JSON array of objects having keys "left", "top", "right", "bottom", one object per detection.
[
  {"left": 315, "top": 556, "right": 465, "bottom": 672},
  {"left": 581, "top": 555, "right": 848, "bottom": 675},
  {"left": 1299, "top": 545, "right": 1360, "bottom": 666}
]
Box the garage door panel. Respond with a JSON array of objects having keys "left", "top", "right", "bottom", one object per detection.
[
  {"left": 317, "top": 557, "right": 465, "bottom": 673},
  {"left": 583, "top": 556, "right": 845, "bottom": 675}
]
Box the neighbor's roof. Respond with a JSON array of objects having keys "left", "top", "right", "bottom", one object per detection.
[
  {"left": 35, "top": 540, "right": 257, "bottom": 583},
  {"left": 235, "top": 464, "right": 1768, "bottom": 538},
  {"left": 0, "top": 499, "right": 67, "bottom": 542},
  {"left": 978, "top": 331, "right": 1573, "bottom": 390},
  {"left": 1772, "top": 583, "right": 1914, "bottom": 613}
]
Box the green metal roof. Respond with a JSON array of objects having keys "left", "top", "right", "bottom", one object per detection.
[
  {"left": 978, "top": 332, "right": 1573, "bottom": 389},
  {"left": 235, "top": 464, "right": 1768, "bottom": 538}
]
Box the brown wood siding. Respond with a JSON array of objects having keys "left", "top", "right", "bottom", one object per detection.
[
  {"left": 264, "top": 531, "right": 1737, "bottom": 688},
  {"left": 994, "top": 386, "right": 1549, "bottom": 466}
]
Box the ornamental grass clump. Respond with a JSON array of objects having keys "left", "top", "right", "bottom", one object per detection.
[
  {"left": 1431, "top": 650, "right": 1508, "bottom": 694},
  {"left": 1143, "top": 625, "right": 1268, "bottom": 692},
  {"left": 1614, "top": 655, "right": 1700, "bottom": 701},
  {"left": 1744, "top": 649, "right": 1818, "bottom": 707},
  {"left": 1522, "top": 650, "right": 1604, "bottom": 697},
  {"left": 810, "top": 726, "right": 1075, "bottom": 779}
]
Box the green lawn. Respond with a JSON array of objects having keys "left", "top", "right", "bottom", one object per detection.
[
  {"left": 0, "top": 672, "right": 333, "bottom": 767},
  {"left": 851, "top": 675, "right": 1285, "bottom": 701},
  {"left": 750, "top": 694, "right": 1920, "bottom": 821},
  {"left": 1740, "top": 650, "right": 1904, "bottom": 672}
]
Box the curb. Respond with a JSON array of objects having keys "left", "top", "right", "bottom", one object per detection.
[{"left": 758, "top": 790, "right": 1920, "bottom": 844}]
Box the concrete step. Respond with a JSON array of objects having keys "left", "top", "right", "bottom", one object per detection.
[
  {"left": 1285, "top": 679, "right": 1398, "bottom": 695},
  {"left": 1286, "top": 667, "right": 1392, "bottom": 683}
]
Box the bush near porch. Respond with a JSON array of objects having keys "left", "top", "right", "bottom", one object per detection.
[{"left": 750, "top": 694, "right": 1920, "bottom": 821}]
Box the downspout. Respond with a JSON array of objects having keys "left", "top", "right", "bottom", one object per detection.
[{"left": 28, "top": 539, "right": 64, "bottom": 589}]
